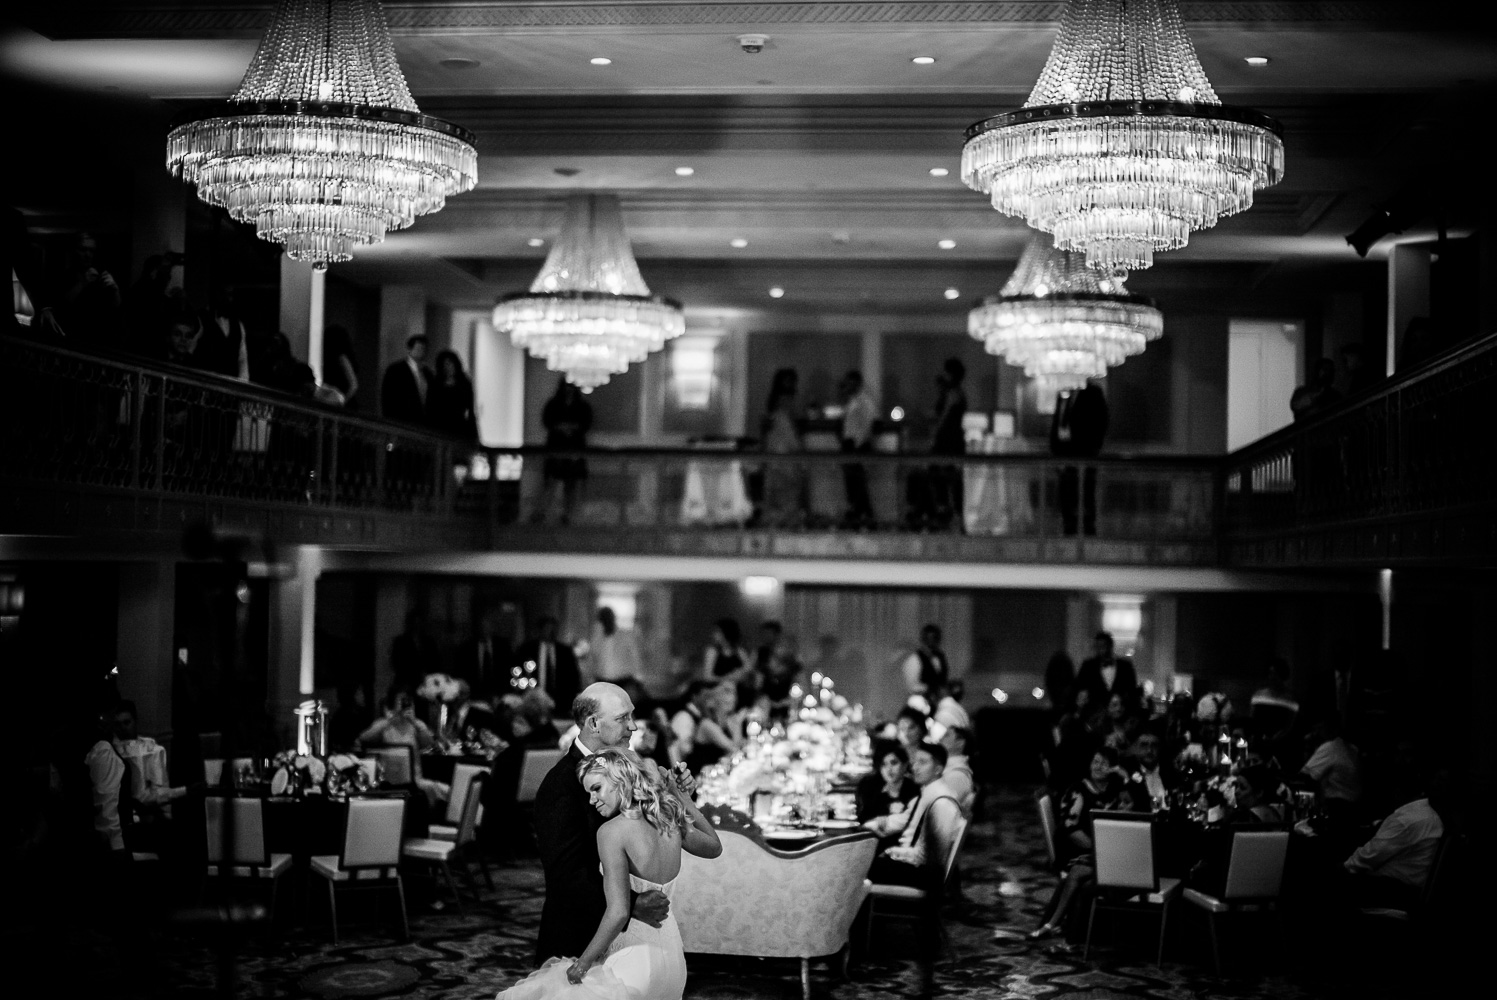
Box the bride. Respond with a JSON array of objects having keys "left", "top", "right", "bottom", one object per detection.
[{"left": 499, "top": 748, "right": 722, "bottom": 1000}]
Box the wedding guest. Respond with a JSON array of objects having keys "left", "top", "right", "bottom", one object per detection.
[
  {"left": 588, "top": 606, "right": 642, "bottom": 685},
  {"left": 1028, "top": 748, "right": 1127, "bottom": 939},
  {"left": 856, "top": 746, "right": 920, "bottom": 827},
  {"left": 1043, "top": 650, "right": 1077, "bottom": 718},
  {"left": 759, "top": 367, "right": 804, "bottom": 527},
  {"left": 869, "top": 742, "right": 963, "bottom": 893},
  {"left": 1127, "top": 730, "right": 1178, "bottom": 805},
  {"left": 921, "top": 358, "right": 967, "bottom": 530},
  {"left": 894, "top": 705, "right": 930, "bottom": 753},
  {"left": 513, "top": 616, "right": 582, "bottom": 709},
  {"left": 1251, "top": 656, "right": 1301, "bottom": 748},
  {"left": 838, "top": 369, "right": 877, "bottom": 527},
  {"left": 753, "top": 620, "right": 800, "bottom": 711},
  {"left": 1074, "top": 631, "right": 1139, "bottom": 709},
  {"left": 1100, "top": 691, "right": 1138, "bottom": 753},
  {"left": 381, "top": 334, "right": 432, "bottom": 426},
  {"left": 1342, "top": 775, "right": 1447, "bottom": 910},
  {"left": 1228, "top": 765, "right": 1287, "bottom": 824},
  {"left": 427, "top": 349, "right": 478, "bottom": 442},
  {"left": 932, "top": 679, "right": 971, "bottom": 733},
  {"left": 359, "top": 687, "right": 450, "bottom": 808},
  {"left": 938, "top": 725, "right": 976, "bottom": 813},
  {"left": 1050, "top": 687, "right": 1102, "bottom": 789},
  {"left": 703, "top": 617, "right": 756, "bottom": 708},
  {"left": 669, "top": 680, "right": 739, "bottom": 774},
  {"left": 108, "top": 700, "right": 189, "bottom": 811},
  {"left": 541, "top": 377, "right": 592, "bottom": 524},
  {"left": 1300, "top": 720, "right": 1364, "bottom": 812},
  {"left": 901, "top": 623, "right": 951, "bottom": 700}
]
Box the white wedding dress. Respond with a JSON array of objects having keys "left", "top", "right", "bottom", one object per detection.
[{"left": 499, "top": 872, "right": 687, "bottom": 1000}]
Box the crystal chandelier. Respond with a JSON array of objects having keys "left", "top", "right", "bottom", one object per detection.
[
  {"left": 493, "top": 194, "right": 684, "bottom": 392},
  {"left": 961, "top": 0, "right": 1284, "bottom": 271},
  {"left": 166, "top": 0, "right": 476, "bottom": 266},
  {"left": 968, "top": 237, "right": 1162, "bottom": 394}
]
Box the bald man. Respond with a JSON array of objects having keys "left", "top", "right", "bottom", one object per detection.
[{"left": 533, "top": 682, "right": 670, "bottom": 964}]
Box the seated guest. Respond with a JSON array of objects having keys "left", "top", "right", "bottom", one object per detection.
[
  {"left": 869, "top": 742, "right": 964, "bottom": 893},
  {"left": 1300, "top": 720, "right": 1363, "bottom": 813},
  {"left": 1251, "top": 656, "right": 1300, "bottom": 745},
  {"left": 1050, "top": 687, "right": 1102, "bottom": 789},
  {"left": 1028, "top": 748, "right": 1128, "bottom": 939},
  {"left": 357, "top": 688, "right": 449, "bottom": 808},
  {"left": 84, "top": 721, "right": 128, "bottom": 856},
  {"left": 894, "top": 705, "right": 929, "bottom": 752},
  {"left": 1228, "top": 764, "right": 1287, "bottom": 825},
  {"left": 932, "top": 679, "right": 972, "bottom": 733},
  {"left": 1342, "top": 778, "right": 1447, "bottom": 910},
  {"left": 1127, "top": 729, "right": 1178, "bottom": 806},
  {"left": 669, "top": 680, "right": 739, "bottom": 774},
  {"left": 500, "top": 689, "right": 560, "bottom": 748},
  {"left": 938, "top": 725, "right": 976, "bottom": 813},
  {"left": 857, "top": 746, "right": 920, "bottom": 832},
  {"left": 1099, "top": 691, "right": 1138, "bottom": 753},
  {"left": 109, "top": 700, "right": 189, "bottom": 809}
]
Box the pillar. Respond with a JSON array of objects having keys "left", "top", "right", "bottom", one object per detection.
[
  {"left": 372, "top": 575, "right": 413, "bottom": 699},
  {"left": 280, "top": 256, "right": 326, "bottom": 379},
  {"left": 116, "top": 560, "right": 177, "bottom": 740},
  {"left": 1386, "top": 243, "right": 1431, "bottom": 376},
  {"left": 860, "top": 329, "right": 884, "bottom": 408},
  {"left": 1149, "top": 595, "right": 1178, "bottom": 698},
  {"left": 265, "top": 546, "right": 322, "bottom": 746},
  {"left": 473, "top": 315, "right": 525, "bottom": 447}
]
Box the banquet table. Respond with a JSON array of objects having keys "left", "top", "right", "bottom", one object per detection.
[
  {"left": 257, "top": 790, "right": 427, "bottom": 858},
  {"left": 702, "top": 804, "right": 875, "bottom": 856}
]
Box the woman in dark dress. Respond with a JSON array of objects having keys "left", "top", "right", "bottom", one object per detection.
[
  {"left": 427, "top": 349, "right": 478, "bottom": 442},
  {"left": 856, "top": 746, "right": 921, "bottom": 834},
  {"left": 1029, "top": 747, "right": 1127, "bottom": 939},
  {"left": 541, "top": 377, "right": 592, "bottom": 523}
]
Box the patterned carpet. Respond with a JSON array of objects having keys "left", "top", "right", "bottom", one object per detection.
[{"left": 101, "top": 787, "right": 1433, "bottom": 998}]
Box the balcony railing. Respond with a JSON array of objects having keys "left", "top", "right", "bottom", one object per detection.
[
  {"left": 4, "top": 332, "right": 1492, "bottom": 567},
  {"left": 1220, "top": 331, "right": 1497, "bottom": 566}
]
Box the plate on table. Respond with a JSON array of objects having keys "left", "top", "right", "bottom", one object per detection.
[
  {"left": 763, "top": 828, "right": 819, "bottom": 842},
  {"left": 817, "top": 819, "right": 861, "bottom": 830},
  {"left": 269, "top": 767, "right": 290, "bottom": 795}
]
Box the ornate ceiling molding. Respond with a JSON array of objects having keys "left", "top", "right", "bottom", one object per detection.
[{"left": 37, "top": 2, "right": 1448, "bottom": 40}]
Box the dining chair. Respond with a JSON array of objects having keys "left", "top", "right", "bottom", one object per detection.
[
  {"left": 368, "top": 745, "right": 416, "bottom": 787},
  {"left": 1036, "top": 791, "right": 1060, "bottom": 871},
  {"left": 309, "top": 796, "right": 409, "bottom": 943},
  {"left": 439, "top": 761, "right": 489, "bottom": 828},
  {"left": 1182, "top": 828, "right": 1290, "bottom": 975},
  {"left": 516, "top": 748, "right": 564, "bottom": 804},
  {"left": 402, "top": 772, "right": 488, "bottom": 909},
  {"left": 203, "top": 795, "right": 292, "bottom": 921},
  {"left": 865, "top": 817, "right": 969, "bottom": 953},
  {"left": 1086, "top": 814, "right": 1180, "bottom": 965}
]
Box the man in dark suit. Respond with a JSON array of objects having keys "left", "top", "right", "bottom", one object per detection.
[
  {"left": 1049, "top": 379, "right": 1109, "bottom": 535},
  {"left": 512, "top": 616, "right": 580, "bottom": 708},
  {"left": 533, "top": 682, "right": 669, "bottom": 964},
  {"left": 1074, "top": 631, "right": 1139, "bottom": 709},
  {"left": 381, "top": 334, "right": 432, "bottom": 425},
  {"left": 455, "top": 609, "right": 512, "bottom": 703}
]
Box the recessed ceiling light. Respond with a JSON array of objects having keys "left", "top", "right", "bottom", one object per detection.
[
  {"left": 912, "top": 56, "right": 936, "bottom": 65},
  {"left": 938, "top": 239, "right": 956, "bottom": 250},
  {"left": 527, "top": 238, "right": 545, "bottom": 248},
  {"left": 439, "top": 57, "right": 480, "bottom": 70},
  {"left": 730, "top": 238, "right": 748, "bottom": 248},
  {"left": 1244, "top": 56, "right": 1269, "bottom": 66},
  {"left": 674, "top": 166, "right": 694, "bottom": 176},
  {"left": 943, "top": 288, "right": 961, "bottom": 300},
  {"left": 590, "top": 57, "right": 612, "bottom": 66},
  {"left": 929, "top": 167, "right": 949, "bottom": 177},
  {"left": 769, "top": 286, "right": 785, "bottom": 298}
]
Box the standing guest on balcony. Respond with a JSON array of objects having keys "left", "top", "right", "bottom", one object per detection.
[
  {"left": 901, "top": 623, "right": 952, "bottom": 701},
  {"left": 381, "top": 334, "right": 433, "bottom": 425},
  {"left": 163, "top": 309, "right": 210, "bottom": 370},
  {"left": 923, "top": 358, "right": 968, "bottom": 531},
  {"left": 514, "top": 615, "right": 582, "bottom": 710},
  {"left": 1075, "top": 631, "right": 1139, "bottom": 710},
  {"left": 1341, "top": 342, "right": 1378, "bottom": 396},
  {"left": 1290, "top": 358, "right": 1342, "bottom": 421},
  {"left": 322, "top": 324, "right": 360, "bottom": 407},
  {"left": 199, "top": 288, "right": 251, "bottom": 380},
  {"left": 760, "top": 367, "right": 804, "bottom": 527},
  {"left": 1050, "top": 379, "right": 1109, "bottom": 536},
  {"left": 428, "top": 349, "right": 478, "bottom": 442},
  {"left": 838, "top": 369, "right": 877, "bottom": 528},
  {"left": 123, "top": 252, "right": 182, "bottom": 357},
  {"left": 54, "top": 232, "right": 122, "bottom": 349},
  {"left": 541, "top": 377, "right": 593, "bottom": 524}
]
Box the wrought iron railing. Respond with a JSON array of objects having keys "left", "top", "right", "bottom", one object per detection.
[{"left": 1219, "top": 331, "right": 1497, "bottom": 563}]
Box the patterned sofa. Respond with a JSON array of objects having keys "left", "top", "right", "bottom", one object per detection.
[{"left": 674, "top": 828, "right": 877, "bottom": 999}]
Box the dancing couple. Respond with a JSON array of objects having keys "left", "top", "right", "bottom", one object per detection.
[{"left": 497, "top": 682, "right": 722, "bottom": 1000}]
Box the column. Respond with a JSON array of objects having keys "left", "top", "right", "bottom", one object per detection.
[
  {"left": 1148, "top": 595, "right": 1178, "bottom": 698},
  {"left": 116, "top": 561, "right": 177, "bottom": 740},
  {"left": 472, "top": 315, "right": 525, "bottom": 447},
  {"left": 280, "top": 256, "right": 326, "bottom": 379},
  {"left": 1386, "top": 243, "right": 1431, "bottom": 376},
  {"left": 860, "top": 330, "right": 884, "bottom": 408},
  {"left": 372, "top": 575, "right": 412, "bottom": 699},
  {"left": 265, "top": 546, "right": 323, "bottom": 746}
]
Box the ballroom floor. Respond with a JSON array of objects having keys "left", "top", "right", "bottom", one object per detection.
[{"left": 87, "top": 786, "right": 1441, "bottom": 999}]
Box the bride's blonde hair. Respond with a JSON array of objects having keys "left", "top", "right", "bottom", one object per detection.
[{"left": 578, "top": 747, "right": 688, "bottom": 837}]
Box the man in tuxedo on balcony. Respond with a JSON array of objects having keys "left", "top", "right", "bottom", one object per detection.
[
  {"left": 1050, "top": 379, "right": 1109, "bottom": 535},
  {"left": 512, "top": 615, "right": 581, "bottom": 709},
  {"left": 381, "top": 334, "right": 432, "bottom": 425}
]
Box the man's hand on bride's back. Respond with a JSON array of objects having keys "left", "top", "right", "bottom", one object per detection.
[{"left": 631, "top": 889, "right": 670, "bottom": 928}]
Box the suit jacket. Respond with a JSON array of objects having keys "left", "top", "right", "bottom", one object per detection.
[
  {"left": 513, "top": 638, "right": 581, "bottom": 711},
  {"left": 1075, "top": 655, "right": 1139, "bottom": 705},
  {"left": 455, "top": 634, "right": 512, "bottom": 701},
  {"left": 1049, "top": 384, "right": 1110, "bottom": 458},
  {"left": 381, "top": 359, "right": 432, "bottom": 425},
  {"left": 533, "top": 741, "right": 605, "bottom": 963}
]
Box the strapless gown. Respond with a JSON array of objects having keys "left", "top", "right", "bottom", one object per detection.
[{"left": 498, "top": 873, "right": 687, "bottom": 1000}]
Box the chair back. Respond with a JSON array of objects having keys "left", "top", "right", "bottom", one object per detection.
[
  {"left": 1093, "top": 816, "right": 1158, "bottom": 892},
  {"left": 942, "top": 818, "right": 969, "bottom": 885},
  {"left": 454, "top": 772, "right": 487, "bottom": 847},
  {"left": 342, "top": 797, "right": 406, "bottom": 870},
  {"left": 204, "top": 758, "right": 225, "bottom": 786},
  {"left": 369, "top": 745, "right": 415, "bottom": 787},
  {"left": 204, "top": 796, "right": 268, "bottom": 866},
  {"left": 1222, "top": 829, "right": 1290, "bottom": 900},
  {"left": 1036, "top": 792, "right": 1059, "bottom": 868},
  {"left": 354, "top": 757, "right": 380, "bottom": 785},
  {"left": 446, "top": 762, "right": 488, "bottom": 825},
  {"left": 517, "top": 748, "right": 565, "bottom": 803}
]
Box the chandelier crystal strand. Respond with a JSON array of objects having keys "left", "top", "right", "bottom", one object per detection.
[
  {"left": 493, "top": 195, "right": 685, "bottom": 392},
  {"left": 165, "top": 0, "right": 476, "bottom": 266},
  {"left": 961, "top": 0, "right": 1283, "bottom": 271},
  {"left": 968, "top": 237, "right": 1162, "bottom": 393}
]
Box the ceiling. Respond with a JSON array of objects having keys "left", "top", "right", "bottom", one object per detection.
[{"left": 5, "top": 1, "right": 1494, "bottom": 319}]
